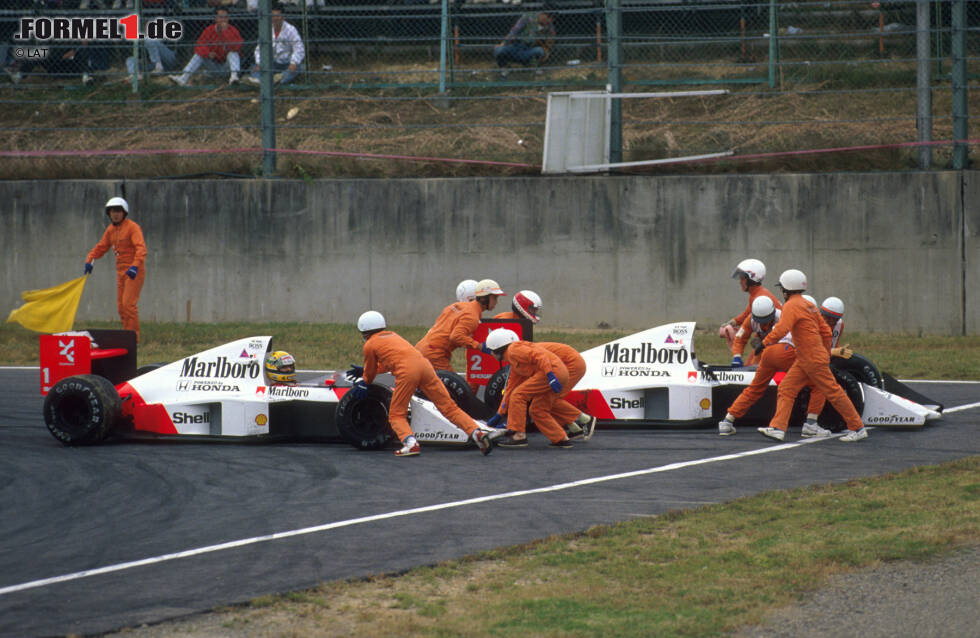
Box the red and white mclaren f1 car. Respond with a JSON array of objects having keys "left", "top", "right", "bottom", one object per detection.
[
  {"left": 40, "top": 332, "right": 491, "bottom": 450},
  {"left": 561, "top": 322, "right": 941, "bottom": 430},
  {"left": 479, "top": 322, "right": 943, "bottom": 432}
]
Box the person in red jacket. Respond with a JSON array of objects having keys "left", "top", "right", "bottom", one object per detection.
[
  {"left": 758, "top": 270, "right": 867, "bottom": 442},
  {"left": 84, "top": 197, "right": 147, "bottom": 343},
  {"left": 169, "top": 8, "right": 242, "bottom": 86},
  {"left": 721, "top": 258, "right": 782, "bottom": 365},
  {"left": 483, "top": 329, "right": 573, "bottom": 449},
  {"left": 350, "top": 311, "right": 492, "bottom": 457}
]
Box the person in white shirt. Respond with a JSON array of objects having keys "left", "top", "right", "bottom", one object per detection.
[{"left": 247, "top": 4, "right": 305, "bottom": 86}]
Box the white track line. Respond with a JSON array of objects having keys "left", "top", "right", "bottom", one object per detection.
[
  {"left": 944, "top": 401, "right": 980, "bottom": 414},
  {"left": 0, "top": 436, "right": 833, "bottom": 597}
]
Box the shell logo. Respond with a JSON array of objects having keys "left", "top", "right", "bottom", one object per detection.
[
  {"left": 255, "top": 413, "right": 268, "bottom": 426},
  {"left": 699, "top": 398, "right": 711, "bottom": 410}
]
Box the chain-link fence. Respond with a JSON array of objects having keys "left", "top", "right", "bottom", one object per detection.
[{"left": 0, "top": 1, "right": 977, "bottom": 177}]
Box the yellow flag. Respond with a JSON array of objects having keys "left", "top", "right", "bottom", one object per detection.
[{"left": 6, "top": 275, "right": 88, "bottom": 334}]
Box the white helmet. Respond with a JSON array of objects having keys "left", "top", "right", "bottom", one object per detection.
[
  {"left": 455, "top": 279, "right": 478, "bottom": 303},
  {"left": 731, "top": 258, "right": 766, "bottom": 284},
  {"left": 485, "top": 328, "right": 519, "bottom": 351},
  {"left": 512, "top": 290, "right": 542, "bottom": 323},
  {"left": 474, "top": 278, "right": 505, "bottom": 297},
  {"left": 778, "top": 269, "right": 807, "bottom": 292},
  {"left": 357, "top": 310, "right": 386, "bottom": 332},
  {"left": 820, "top": 296, "right": 845, "bottom": 318},
  {"left": 802, "top": 294, "right": 816, "bottom": 306},
  {"left": 751, "top": 296, "right": 776, "bottom": 324},
  {"left": 105, "top": 196, "right": 129, "bottom": 215}
]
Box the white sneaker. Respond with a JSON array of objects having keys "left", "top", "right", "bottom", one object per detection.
[
  {"left": 471, "top": 429, "right": 492, "bottom": 456},
  {"left": 81, "top": 72, "right": 93, "bottom": 85},
  {"left": 245, "top": 75, "right": 261, "bottom": 86},
  {"left": 229, "top": 72, "right": 240, "bottom": 85},
  {"left": 840, "top": 427, "right": 868, "bottom": 442},
  {"left": 273, "top": 72, "right": 283, "bottom": 84},
  {"left": 718, "top": 420, "right": 736, "bottom": 436},
  {"left": 394, "top": 440, "right": 421, "bottom": 456},
  {"left": 801, "top": 421, "right": 832, "bottom": 438},
  {"left": 757, "top": 427, "right": 785, "bottom": 441},
  {"left": 168, "top": 74, "right": 187, "bottom": 87},
  {"left": 154, "top": 62, "right": 164, "bottom": 74},
  {"left": 581, "top": 415, "right": 597, "bottom": 442}
]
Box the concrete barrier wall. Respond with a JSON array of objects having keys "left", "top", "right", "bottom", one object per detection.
[{"left": 1, "top": 172, "right": 974, "bottom": 334}]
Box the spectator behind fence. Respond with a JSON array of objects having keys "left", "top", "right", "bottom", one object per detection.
[
  {"left": 125, "top": 37, "right": 178, "bottom": 82},
  {"left": 493, "top": 11, "right": 554, "bottom": 71},
  {"left": 169, "top": 8, "right": 242, "bottom": 86},
  {"left": 246, "top": 4, "right": 305, "bottom": 86}
]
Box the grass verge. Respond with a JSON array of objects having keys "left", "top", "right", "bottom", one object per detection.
[
  {"left": 104, "top": 457, "right": 980, "bottom": 638},
  {"left": 2, "top": 321, "right": 978, "bottom": 380}
]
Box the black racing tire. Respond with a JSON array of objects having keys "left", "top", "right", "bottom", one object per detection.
[
  {"left": 831, "top": 353, "right": 883, "bottom": 389},
  {"left": 817, "top": 368, "right": 865, "bottom": 432},
  {"left": 335, "top": 383, "right": 394, "bottom": 450},
  {"left": 484, "top": 366, "right": 511, "bottom": 414},
  {"left": 43, "top": 374, "right": 121, "bottom": 446},
  {"left": 135, "top": 363, "right": 166, "bottom": 377},
  {"left": 789, "top": 368, "right": 865, "bottom": 432},
  {"left": 415, "top": 370, "right": 490, "bottom": 419}
]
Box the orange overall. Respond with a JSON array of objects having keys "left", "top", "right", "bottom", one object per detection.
[
  {"left": 805, "top": 317, "right": 845, "bottom": 417},
  {"left": 416, "top": 300, "right": 483, "bottom": 371},
  {"left": 364, "top": 330, "right": 479, "bottom": 442},
  {"left": 86, "top": 218, "right": 147, "bottom": 342},
  {"left": 727, "top": 312, "right": 796, "bottom": 419},
  {"left": 727, "top": 286, "right": 782, "bottom": 361},
  {"left": 538, "top": 342, "right": 587, "bottom": 425},
  {"left": 493, "top": 311, "right": 521, "bottom": 320},
  {"left": 763, "top": 295, "right": 863, "bottom": 432},
  {"left": 499, "top": 341, "right": 569, "bottom": 443}
]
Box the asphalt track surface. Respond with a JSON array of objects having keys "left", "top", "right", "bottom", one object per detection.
[{"left": 0, "top": 368, "right": 977, "bottom": 638}]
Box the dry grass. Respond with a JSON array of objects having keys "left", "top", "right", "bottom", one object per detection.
[{"left": 1, "top": 55, "right": 975, "bottom": 179}]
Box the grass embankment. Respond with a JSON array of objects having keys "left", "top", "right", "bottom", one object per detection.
[
  {"left": 2, "top": 57, "right": 978, "bottom": 179},
  {"left": 1, "top": 321, "right": 979, "bottom": 379},
  {"left": 102, "top": 457, "right": 979, "bottom": 637}
]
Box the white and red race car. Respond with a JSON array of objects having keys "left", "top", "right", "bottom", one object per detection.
[
  {"left": 40, "top": 332, "right": 491, "bottom": 450},
  {"left": 479, "top": 322, "right": 943, "bottom": 432}
]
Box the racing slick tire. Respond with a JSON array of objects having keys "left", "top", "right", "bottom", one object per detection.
[
  {"left": 135, "top": 363, "right": 166, "bottom": 377},
  {"left": 433, "top": 370, "right": 494, "bottom": 420},
  {"left": 793, "top": 368, "right": 865, "bottom": 433},
  {"left": 43, "top": 374, "right": 121, "bottom": 446},
  {"left": 484, "top": 366, "right": 510, "bottom": 414},
  {"left": 831, "top": 353, "right": 884, "bottom": 389},
  {"left": 335, "top": 383, "right": 395, "bottom": 450}
]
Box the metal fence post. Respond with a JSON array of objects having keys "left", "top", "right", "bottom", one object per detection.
[
  {"left": 259, "top": 0, "right": 276, "bottom": 177},
  {"left": 916, "top": 0, "right": 932, "bottom": 169},
  {"left": 951, "top": 0, "right": 968, "bottom": 169},
  {"left": 607, "top": 0, "right": 622, "bottom": 165},
  {"left": 131, "top": 0, "right": 141, "bottom": 94},
  {"left": 439, "top": 0, "right": 449, "bottom": 94},
  {"left": 768, "top": 0, "right": 777, "bottom": 89}
]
